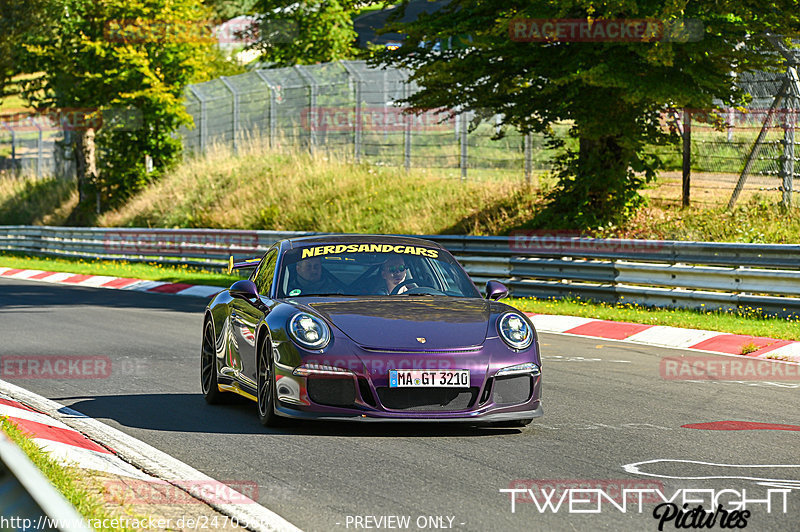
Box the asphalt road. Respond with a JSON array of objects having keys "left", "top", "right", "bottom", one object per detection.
[{"left": 1, "top": 277, "right": 799, "bottom": 532}]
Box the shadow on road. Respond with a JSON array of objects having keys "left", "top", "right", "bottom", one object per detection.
[
  {"left": 0, "top": 278, "right": 210, "bottom": 314},
  {"left": 53, "top": 393, "right": 521, "bottom": 437}
]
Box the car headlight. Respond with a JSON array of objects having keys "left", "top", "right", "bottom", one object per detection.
[
  {"left": 288, "top": 312, "right": 330, "bottom": 350},
  {"left": 498, "top": 312, "right": 534, "bottom": 350}
]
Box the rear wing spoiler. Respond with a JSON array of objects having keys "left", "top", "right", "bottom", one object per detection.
[{"left": 227, "top": 256, "right": 261, "bottom": 275}]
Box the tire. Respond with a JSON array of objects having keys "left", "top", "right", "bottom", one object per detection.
[
  {"left": 201, "top": 319, "right": 225, "bottom": 404},
  {"left": 257, "top": 337, "right": 285, "bottom": 427}
]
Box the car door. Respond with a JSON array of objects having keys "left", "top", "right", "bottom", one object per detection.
[{"left": 232, "top": 249, "right": 277, "bottom": 386}]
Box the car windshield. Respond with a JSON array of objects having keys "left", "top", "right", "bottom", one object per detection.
[{"left": 276, "top": 243, "right": 480, "bottom": 298}]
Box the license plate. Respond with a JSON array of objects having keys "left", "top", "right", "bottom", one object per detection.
[{"left": 389, "top": 369, "right": 470, "bottom": 388}]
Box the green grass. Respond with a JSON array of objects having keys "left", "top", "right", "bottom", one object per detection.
[
  {"left": 508, "top": 296, "right": 800, "bottom": 341},
  {"left": 0, "top": 251, "right": 240, "bottom": 287},
  {"left": 1, "top": 417, "right": 134, "bottom": 531},
  {"left": 1, "top": 251, "right": 797, "bottom": 340}
]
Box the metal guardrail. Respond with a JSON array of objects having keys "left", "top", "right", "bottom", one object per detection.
[
  {"left": 2, "top": 225, "right": 800, "bottom": 315},
  {"left": 0, "top": 430, "right": 92, "bottom": 532}
]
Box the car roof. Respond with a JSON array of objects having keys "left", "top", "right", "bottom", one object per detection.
[{"left": 283, "top": 234, "right": 444, "bottom": 249}]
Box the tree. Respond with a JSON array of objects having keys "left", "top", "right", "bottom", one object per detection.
[
  {"left": 374, "top": 1, "right": 800, "bottom": 228},
  {"left": 0, "top": 0, "right": 56, "bottom": 98},
  {"left": 252, "top": 0, "right": 359, "bottom": 66},
  {"left": 202, "top": 0, "right": 259, "bottom": 21},
  {"left": 23, "top": 0, "right": 217, "bottom": 214}
]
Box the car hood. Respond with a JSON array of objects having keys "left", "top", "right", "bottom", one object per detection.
[{"left": 307, "top": 296, "right": 490, "bottom": 350}]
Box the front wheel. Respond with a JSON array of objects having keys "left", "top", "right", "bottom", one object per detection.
[
  {"left": 201, "top": 320, "right": 225, "bottom": 404},
  {"left": 257, "top": 338, "right": 285, "bottom": 427}
]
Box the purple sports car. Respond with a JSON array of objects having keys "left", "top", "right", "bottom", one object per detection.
[{"left": 201, "top": 235, "right": 542, "bottom": 426}]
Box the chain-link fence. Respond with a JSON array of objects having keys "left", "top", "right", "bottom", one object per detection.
[
  {"left": 181, "top": 60, "right": 552, "bottom": 182},
  {"left": 182, "top": 59, "right": 800, "bottom": 207},
  {"left": 0, "top": 113, "right": 75, "bottom": 179},
  {"left": 3, "top": 58, "right": 797, "bottom": 210}
]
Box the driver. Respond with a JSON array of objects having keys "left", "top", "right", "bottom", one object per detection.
[
  {"left": 293, "top": 256, "right": 342, "bottom": 294},
  {"left": 380, "top": 256, "right": 415, "bottom": 294}
]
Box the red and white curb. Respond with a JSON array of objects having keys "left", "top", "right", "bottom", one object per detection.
[
  {"left": 2, "top": 264, "right": 797, "bottom": 363},
  {"left": 0, "top": 395, "right": 153, "bottom": 480},
  {"left": 0, "top": 381, "right": 301, "bottom": 532},
  {"left": 528, "top": 314, "right": 800, "bottom": 363},
  {"left": 0, "top": 267, "right": 223, "bottom": 298}
]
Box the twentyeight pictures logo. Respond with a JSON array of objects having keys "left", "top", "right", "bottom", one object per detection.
[{"left": 501, "top": 481, "right": 790, "bottom": 530}]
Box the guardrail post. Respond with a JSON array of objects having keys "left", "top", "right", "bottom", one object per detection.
[{"left": 219, "top": 76, "right": 239, "bottom": 154}]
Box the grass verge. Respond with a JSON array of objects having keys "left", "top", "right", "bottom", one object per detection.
[
  {"left": 0, "top": 417, "right": 133, "bottom": 531},
  {"left": 0, "top": 252, "right": 239, "bottom": 287},
  {"left": 2, "top": 251, "right": 798, "bottom": 341}
]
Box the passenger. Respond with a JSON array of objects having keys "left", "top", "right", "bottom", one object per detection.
[{"left": 381, "top": 256, "right": 415, "bottom": 294}]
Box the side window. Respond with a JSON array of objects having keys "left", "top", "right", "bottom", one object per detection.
[{"left": 253, "top": 250, "right": 277, "bottom": 295}]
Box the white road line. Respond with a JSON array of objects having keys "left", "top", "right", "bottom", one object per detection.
[{"left": 0, "top": 380, "right": 303, "bottom": 532}]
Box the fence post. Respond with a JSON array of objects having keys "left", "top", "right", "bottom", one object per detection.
[
  {"left": 30, "top": 117, "right": 43, "bottom": 178},
  {"left": 219, "top": 76, "right": 239, "bottom": 154},
  {"left": 403, "top": 82, "right": 411, "bottom": 171},
  {"left": 682, "top": 108, "right": 691, "bottom": 207},
  {"left": 254, "top": 70, "right": 278, "bottom": 148},
  {"left": 460, "top": 111, "right": 468, "bottom": 180},
  {"left": 783, "top": 66, "right": 800, "bottom": 208},
  {"left": 294, "top": 65, "right": 318, "bottom": 153},
  {"left": 187, "top": 86, "right": 207, "bottom": 153},
  {"left": 2, "top": 123, "right": 18, "bottom": 173},
  {"left": 340, "top": 61, "right": 363, "bottom": 163},
  {"left": 728, "top": 77, "right": 789, "bottom": 210},
  {"left": 524, "top": 132, "right": 532, "bottom": 185}
]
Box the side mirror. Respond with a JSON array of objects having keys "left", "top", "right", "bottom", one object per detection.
[
  {"left": 485, "top": 280, "right": 509, "bottom": 301},
  {"left": 230, "top": 279, "right": 259, "bottom": 299}
]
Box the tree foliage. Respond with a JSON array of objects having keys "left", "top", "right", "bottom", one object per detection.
[
  {"left": 252, "top": 0, "right": 360, "bottom": 66},
  {"left": 0, "top": 0, "right": 57, "bottom": 98},
  {"left": 23, "top": 0, "right": 220, "bottom": 212},
  {"left": 374, "top": 1, "right": 800, "bottom": 229}
]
